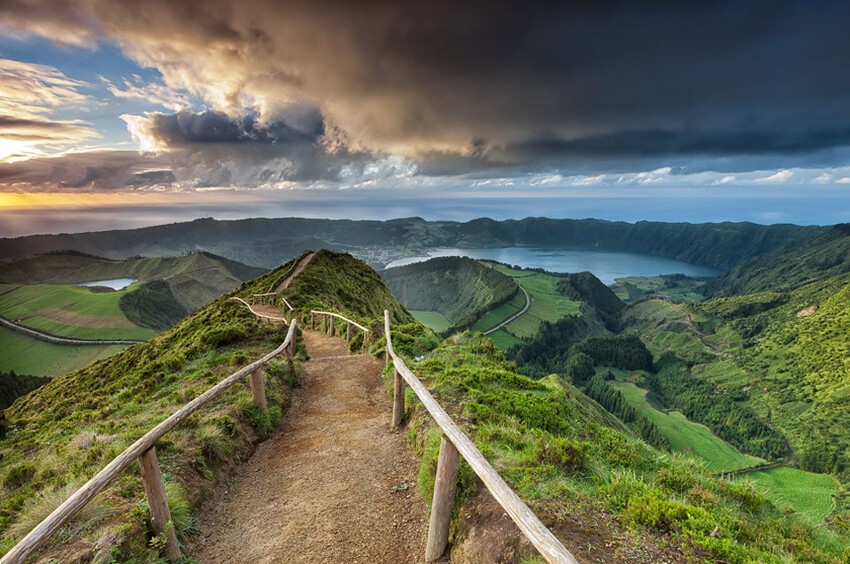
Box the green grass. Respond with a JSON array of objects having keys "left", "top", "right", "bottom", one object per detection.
[
  {"left": 610, "top": 275, "right": 708, "bottom": 304},
  {"left": 410, "top": 310, "right": 452, "bottom": 333},
  {"left": 0, "top": 284, "right": 155, "bottom": 340},
  {"left": 610, "top": 379, "right": 765, "bottom": 472},
  {"left": 742, "top": 467, "right": 837, "bottom": 525},
  {"left": 479, "top": 264, "right": 581, "bottom": 338},
  {"left": 402, "top": 331, "right": 848, "bottom": 562},
  {"left": 0, "top": 326, "right": 127, "bottom": 377},
  {"left": 470, "top": 289, "right": 525, "bottom": 332},
  {"left": 486, "top": 328, "right": 522, "bottom": 349}
]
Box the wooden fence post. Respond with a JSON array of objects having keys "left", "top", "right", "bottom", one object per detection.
[
  {"left": 310, "top": 311, "right": 315, "bottom": 329},
  {"left": 139, "top": 447, "right": 181, "bottom": 562},
  {"left": 346, "top": 321, "right": 352, "bottom": 341},
  {"left": 288, "top": 329, "right": 297, "bottom": 357},
  {"left": 330, "top": 317, "right": 335, "bottom": 337},
  {"left": 425, "top": 436, "right": 460, "bottom": 561},
  {"left": 392, "top": 366, "right": 405, "bottom": 427},
  {"left": 250, "top": 368, "right": 268, "bottom": 412}
]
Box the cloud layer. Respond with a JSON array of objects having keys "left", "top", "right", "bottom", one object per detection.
[{"left": 2, "top": 1, "right": 850, "bottom": 189}]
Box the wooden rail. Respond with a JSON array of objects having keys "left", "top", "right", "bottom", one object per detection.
[
  {"left": 1, "top": 321, "right": 299, "bottom": 564},
  {"left": 384, "top": 310, "right": 578, "bottom": 563},
  {"left": 230, "top": 297, "right": 289, "bottom": 324},
  {"left": 309, "top": 310, "right": 370, "bottom": 349}
]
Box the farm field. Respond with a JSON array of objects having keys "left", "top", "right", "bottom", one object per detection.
[
  {"left": 470, "top": 289, "right": 525, "bottom": 332},
  {"left": 0, "top": 326, "right": 127, "bottom": 377},
  {"left": 610, "top": 377, "right": 764, "bottom": 472},
  {"left": 743, "top": 467, "right": 837, "bottom": 525},
  {"left": 0, "top": 284, "right": 156, "bottom": 340},
  {"left": 475, "top": 263, "right": 581, "bottom": 340},
  {"left": 410, "top": 310, "right": 452, "bottom": 333}
]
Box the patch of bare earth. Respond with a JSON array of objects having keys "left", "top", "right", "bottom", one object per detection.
[
  {"left": 274, "top": 252, "right": 316, "bottom": 293},
  {"left": 189, "top": 329, "right": 427, "bottom": 563}
]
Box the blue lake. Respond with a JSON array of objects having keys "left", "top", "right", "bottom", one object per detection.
[
  {"left": 77, "top": 278, "right": 138, "bottom": 290},
  {"left": 384, "top": 247, "right": 720, "bottom": 285}
]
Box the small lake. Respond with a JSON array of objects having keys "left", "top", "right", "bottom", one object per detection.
[
  {"left": 77, "top": 278, "right": 138, "bottom": 290},
  {"left": 384, "top": 247, "right": 719, "bottom": 285}
]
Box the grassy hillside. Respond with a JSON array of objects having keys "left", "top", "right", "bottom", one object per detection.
[
  {"left": 695, "top": 273, "right": 850, "bottom": 481},
  {"left": 0, "top": 250, "right": 266, "bottom": 314},
  {"left": 0, "top": 252, "right": 268, "bottom": 376},
  {"left": 0, "top": 250, "right": 405, "bottom": 560},
  {"left": 472, "top": 263, "right": 583, "bottom": 339},
  {"left": 383, "top": 256, "right": 518, "bottom": 332},
  {"left": 392, "top": 328, "right": 848, "bottom": 562},
  {"left": 707, "top": 224, "right": 850, "bottom": 296}
]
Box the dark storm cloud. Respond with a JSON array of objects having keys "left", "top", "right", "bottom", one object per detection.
[
  {"left": 138, "top": 108, "right": 324, "bottom": 147},
  {"left": 3, "top": 0, "right": 850, "bottom": 177}
]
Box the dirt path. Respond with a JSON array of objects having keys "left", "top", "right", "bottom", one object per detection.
[
  {"left": 190, "top": 330, "right": 428, "bottom": 563},
  {"left": 274, "top": 252, "right": 316, "bottom": 293}
]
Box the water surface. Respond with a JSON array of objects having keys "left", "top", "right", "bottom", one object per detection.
[
  {"left": 385, "top": 247, "right": 719, "bottom": 284},
  {"left": 77, "top": 278, "right": 137, "bottom": 290}
]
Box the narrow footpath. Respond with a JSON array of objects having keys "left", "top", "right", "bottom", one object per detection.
[{"left": 190, "top": 329, "right": 428, "bottom": 563}]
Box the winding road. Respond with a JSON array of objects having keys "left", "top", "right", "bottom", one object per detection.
[
  {"left": 483, "top": 285, "right": 531, "bottom": 335},
  {"left": 0, "top": 315, "right": 145, "bottom": 345}
]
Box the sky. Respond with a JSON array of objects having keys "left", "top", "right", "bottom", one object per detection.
[{"left": 2, "top": 0, "right": 850, "bottom": 236}]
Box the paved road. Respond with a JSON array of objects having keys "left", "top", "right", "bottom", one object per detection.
[
  {"left": 0, "top": 315, "right": 145, "bottom": 345},
  {"left": 483, "top": 285, "right": 531, "bottom": 335}
]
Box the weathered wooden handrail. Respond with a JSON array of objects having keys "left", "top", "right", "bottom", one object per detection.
[
  {"left": 384, "top": 310, "right": 577, "bottom": 563},
  {"left": 309, "top": 310, "right": 369, "bottom": 332},
  {"left": 230, "top": 297, "right": 289, "bottom": 324},
  {"left": 1, "top": 320, "right": 298, "bottom": 564},
  {"left": 310, "top": 310, "right": 370, "bottom": 349}
]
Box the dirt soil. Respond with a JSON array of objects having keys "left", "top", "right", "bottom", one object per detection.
[
  {"left": 189, "top": 329, "right": 428, "bottom": 563},
  {"left": 274, "top": 252, "right": 315, "bottom": 293}
]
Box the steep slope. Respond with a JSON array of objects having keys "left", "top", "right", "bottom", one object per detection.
[
  {"left": 707, "top": 224, "right": 850, "bottom": 296},
  {"left": 0, "top": 250, "right": 413, "bottom": 560},
  {"left": 397, "top": 327, "right": 848, "bottom": 562},
  {"left": 697, "top": 273, "right": 850, "bottom": 480},
  {"left": 382, "top": 256, "right": 519, "bottom": 332}
]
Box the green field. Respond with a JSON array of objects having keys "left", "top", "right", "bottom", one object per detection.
[
  {"left": 0, "top": 326, "right": 127, "bottom": 377},
  {"left": 610, "top": 275, "right": 708, "bottom": 303},
  {"left": 742, "top": 467, "right": 837, "bottom": 525},
  {"left": 610, "top": 378, "right": 764, "bottom": 472},
  {"left": 485, "top": 328, "right": 522, "bottom": 349},
  {"left": 410, "top": 310, "right": 452, "bottom": 332},
  {"left": 0, "top": 284, "right": 156, "bottom": 340},
  {"left": 470, "top": 288, "right": 525, "bottom": 332},
  {"left": 474, "top": 264, "right": 581, "bottom": 340}
]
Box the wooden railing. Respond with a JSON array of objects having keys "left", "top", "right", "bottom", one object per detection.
[
  {"left": 230, "top": 297, "right": 289, "bottom": 324},
  {"left": 384, "top": 310, "right": 578, "bottom": 563},
  {"left": 1, "top": 320, "right": 299, "bottom": 564},
  {"left": 309, "top": 310, "right": 370, "bottom": 349}
]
